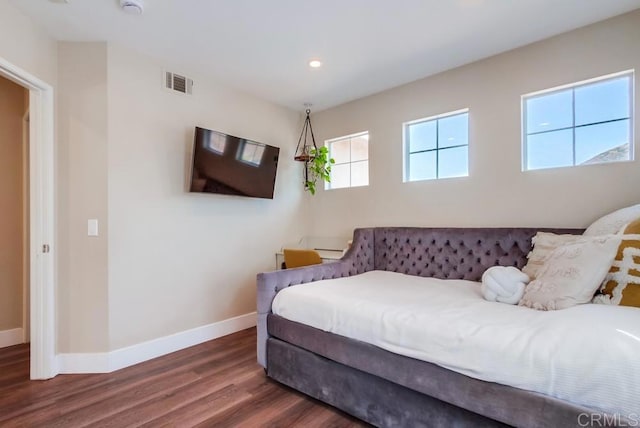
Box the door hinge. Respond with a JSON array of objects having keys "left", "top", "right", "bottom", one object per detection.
[{"left": 42, "top": 244, "right": 50, "bottom": 253}]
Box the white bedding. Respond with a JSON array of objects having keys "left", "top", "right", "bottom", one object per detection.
[{"left": 272, "top": 270, "right": 640, "bottom": 416}]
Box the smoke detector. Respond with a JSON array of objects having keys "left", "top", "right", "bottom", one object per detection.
[{"left": 120, "top": 0, "right": 144, "bottom": 14}]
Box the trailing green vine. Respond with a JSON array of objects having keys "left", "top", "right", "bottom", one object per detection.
[{"left": 305, "top": 146, "right": 335, "bottom": 195}]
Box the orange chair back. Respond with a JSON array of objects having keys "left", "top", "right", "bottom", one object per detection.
[{"left": 283, "top": 248, "right": 322, "bottom": 269}]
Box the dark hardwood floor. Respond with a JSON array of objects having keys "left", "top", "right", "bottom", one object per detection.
[{"left": 0, "top": 328, "right": 369, "bottom": 427}]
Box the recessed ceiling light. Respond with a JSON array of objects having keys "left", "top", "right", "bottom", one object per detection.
[
  {"left": 120, "top": 0, "right": 144, "bottom": 14},
  {"left": 309, "top": 60, "right": 322, "bottom": 68}
]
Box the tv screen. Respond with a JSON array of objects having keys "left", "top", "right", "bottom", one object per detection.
[{"left": 189, "top": 127, "right": 280, "bottom": 199}]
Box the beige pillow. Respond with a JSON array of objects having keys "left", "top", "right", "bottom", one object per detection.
[
  {"left": 522, "top": 232, "right": 583, "bottom": 280},
  {"left": 584, "top": 204, "right": 640, "bottom": 236},
  {"left": 519, "top": 236, "right": 620, "bottom": 311}
]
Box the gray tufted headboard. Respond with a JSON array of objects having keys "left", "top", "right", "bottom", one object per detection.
[
  {"left": 256, "top": 226, "right": 583, "bottom": 367},
  {"left": 372, "top": 227, "right": 581, "bottom": 281}
]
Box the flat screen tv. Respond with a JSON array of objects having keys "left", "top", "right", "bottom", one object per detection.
[{"left": 189, "top": 127, "right": 280, "bottom": 199}]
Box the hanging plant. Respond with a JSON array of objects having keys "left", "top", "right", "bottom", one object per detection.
[
  {"left": 294, "top": 107, "right": 335, "bottom": 195},
  {"left": 305, "top": 146, "right": 335, "bottom": 195}
]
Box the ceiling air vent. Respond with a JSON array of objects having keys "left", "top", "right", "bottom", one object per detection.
[{"left": 164, "top": 71, "right": 193, "bottom": 95}]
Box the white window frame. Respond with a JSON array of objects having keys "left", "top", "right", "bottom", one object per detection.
[
  {"left": 325, "top": 131, "right": 369, "bottom": 190},
  {"left": 402, "top": 108, "right": 469, "bottom": 182},
  {"left": 521, "top": 70, "right": 634, "bottom": 171}
]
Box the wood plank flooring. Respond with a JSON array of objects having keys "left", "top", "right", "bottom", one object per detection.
[{"left": 0, "top": 328, "right": 369, "bottom": 427}]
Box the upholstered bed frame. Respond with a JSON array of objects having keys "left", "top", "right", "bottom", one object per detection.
[{"left": 256, "top": 227, "right": 611, "bottom": 427}]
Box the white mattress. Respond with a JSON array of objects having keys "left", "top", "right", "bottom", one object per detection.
[{"left": 272, "top": 270, "right": 640, "bottom": 416}]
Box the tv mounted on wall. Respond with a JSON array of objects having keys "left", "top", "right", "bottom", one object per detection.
[{"left": 189, "top": 127, "right": 280, "bottom": 199}]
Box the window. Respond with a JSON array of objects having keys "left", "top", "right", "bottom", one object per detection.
[
  {"left": 403, "top": 109, "right": 469, "bottom": 182},
  {"left": 523, "top": 71, "right": 633, "bottom": 171},
  {"left": 326, "top": 132, "right": 369, "bottom": 190}
]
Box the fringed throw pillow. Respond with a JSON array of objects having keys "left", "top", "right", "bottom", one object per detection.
[
  {"left": 519, "top": 236, "right": 620, "bottom": 311},
  {"left": 522, "top": 232, "right": 583, "bottom": 280}
]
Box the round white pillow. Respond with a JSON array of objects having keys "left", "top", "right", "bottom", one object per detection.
[{"left": 584, "top": 204, "right": 640, "bottom": 236}]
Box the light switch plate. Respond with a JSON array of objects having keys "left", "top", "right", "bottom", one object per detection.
[{"left": 88, "top": 219, "right": 99, "bottom": 237}]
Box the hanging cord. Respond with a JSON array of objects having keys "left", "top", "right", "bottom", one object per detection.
[
  {"left": 304, "top": 110, "right": 316, "bottom": 187},
  {"left": 294, "top": 109, "right": 318, "bottom": 161},
  {"left": 305, "top": 109, "right": 318, "bottom": 153},
  {"left": 294, "top": 108, "right": 319, "bottom": 188}
]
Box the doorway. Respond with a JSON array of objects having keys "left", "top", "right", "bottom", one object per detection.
[
  {"left": 0, "top": 56, "right": 56, "bottom": 379},
  {"left": 0, "top": 76, "right": 29, "bottom": 351}
]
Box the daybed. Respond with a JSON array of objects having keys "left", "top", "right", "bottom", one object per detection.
[{"left": 256, "top": 227, "right": 638, "bottom": 427}]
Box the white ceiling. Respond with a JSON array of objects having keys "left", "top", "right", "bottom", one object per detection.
[{"left": 10, "top": 0, "right": 640, "bottom": 111}]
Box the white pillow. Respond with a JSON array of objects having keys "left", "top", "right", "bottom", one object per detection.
[
  {"left": 522, "top": 232, "right": 583, "bottom": 280},
  {"left": 584, "top": 204, "right": 640, "bottom": 236},
  {"left": 519, "top": 236, "right": 620, "bottom": 311}
]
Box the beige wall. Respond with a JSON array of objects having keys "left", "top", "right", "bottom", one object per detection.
[
  {"left": 55, "top": 40, "right": 307, "bottom": 353},
  {"left": 106, "top": 44, "right": 305, "bottom": 349},
  {"left": 0, "top": 76, "right": 27, "bottom": 332},
  {"left": 0, "top": 0, "right": 56, "bottom": 85},
  {"left": 56, "top": 43, "right": 110, "bottom": 353},
  {"left": 309, "top": 10, "right": 640, "bottom": 237}
]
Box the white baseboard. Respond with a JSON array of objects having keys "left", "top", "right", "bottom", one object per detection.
[
  {"left": 109, "top": 312, "right": 257, "bottom": 372},
  {"left": 0, "top": 328, "right": 24, "bottom": 348},
  {"left": 57, "top": 352, "right": 110, "bottom": 374},
  {"left": 57, "top": 312, "right": 256, "bottom": 374}
]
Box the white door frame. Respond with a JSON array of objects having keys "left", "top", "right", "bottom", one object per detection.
[
  {"left": 0, "top": 56, "right": 56, "bottom": 379},
  {"left": 22, "top": 110, "right": 30, "bottom": 344}
]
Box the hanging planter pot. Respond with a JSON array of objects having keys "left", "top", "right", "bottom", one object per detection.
[{"left": 294, "top": 108, "right": 335, "bottom": 195}]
